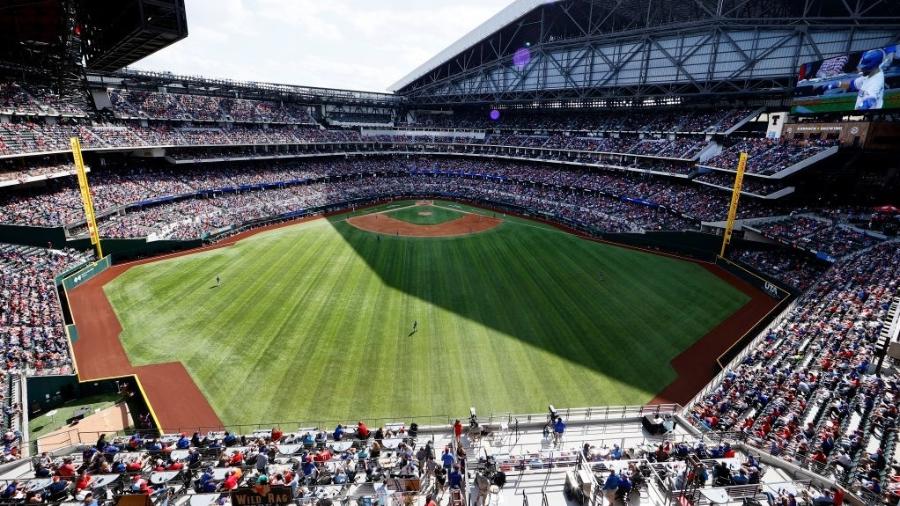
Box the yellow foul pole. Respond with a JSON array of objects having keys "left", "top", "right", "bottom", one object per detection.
[
  {"left": 719, "top": 152, "right": 748, "bottom": 258},
  {"left": 70, "top": 137, "right": 103, "bottom": 259}
]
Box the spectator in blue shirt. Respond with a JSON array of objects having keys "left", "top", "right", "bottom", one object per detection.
[
  {"left": 1, "top": 482, "right": 17, "bottom": 500},
  {"left": 82, "top": 492, "right": 98, "bottom": 506},
  {"left": 603, "top": 472, "right": 620, "bottom": 503},
  {"left": 441, "top": 448, "right": 455, "bottom": 470},
  {"left": 333, "top": 425, "right": 345, "bottom": 441},
  {"left": 553, "top": 417, "right": 566, "bottom": 446},
  {"left": 617, "top": 472, "right": 632, "bottom": 496},
  {"left": 448, "top": 465, "right": 463, "bottom": 489},
  {"left": 610, "top": 444, "right": 622, "bottom": 460},
  {"left": 198, "top": 468, "right": 216, "bottom": 493},
  {"left": 302, "top": 460, "right": 317, "bottom": 478},
  {"left": 46, "top": 477, "right": 69, "bottom": 498},
  {"left": 188, "top": 449, "right": 201, "bottom": 469}
]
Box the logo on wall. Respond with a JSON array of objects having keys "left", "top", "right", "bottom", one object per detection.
[{"left": 231, "top": 486, "right": 293, "bottom": 506}]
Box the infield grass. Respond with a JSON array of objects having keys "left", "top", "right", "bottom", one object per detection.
[
  {"left": 386, "top": 204, "right": 463, "bottom": 225},
  {"left": 104, "top": 201, "right": 750, "bottom": 426}
]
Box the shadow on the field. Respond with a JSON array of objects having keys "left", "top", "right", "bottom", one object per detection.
[{"left": 322, "top": 204, "right": 747, "bottom": 400}]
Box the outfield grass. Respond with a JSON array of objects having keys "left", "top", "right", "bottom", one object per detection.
[
  {"left": 104, "top": 201, "right": 750, "bottom": 426},
  {"left": 386, "top": 204, "right": 464, "bottom": 225}
]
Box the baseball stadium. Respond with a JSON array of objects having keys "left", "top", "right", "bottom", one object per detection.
[{"left": 0, "top": 1, "right": 898, "bottom": 506}]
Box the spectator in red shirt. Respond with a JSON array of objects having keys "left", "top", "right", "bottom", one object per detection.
[
  {"left": 357, "top": 421, "right": 370, "bottom": 439},
  {"left": 126, "top": 458, "right": 144, "bottom": 472},
  {"left": 56, "top": 458, "right": 76, "bottom": 478},
  {"left": 129, "top": 475, "right": 150, "bottom": 495},
  {"left": 222, "top": 471, "right": 239, "bottom": 491},
  {"left": 75, "top": 471, "right": 93, "bottom": 491},
  {"left": 833, "top": 487, "right": 844, "bottom": 506},
  {"left": 453, "top": 419, "right": 463, "bottom": 445}
]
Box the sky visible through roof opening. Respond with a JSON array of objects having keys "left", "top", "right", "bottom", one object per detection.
[{"left": 131, "top": 0, "right": 512, "bottom": 92}]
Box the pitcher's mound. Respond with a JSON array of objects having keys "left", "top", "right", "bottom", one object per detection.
[{"left": 418, "top": 211, "right": 434, "bottom": 216}]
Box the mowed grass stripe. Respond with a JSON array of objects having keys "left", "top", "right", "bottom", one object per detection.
[
  {"left": 469, "top": 227, "right": 559, "bottom": 412},
  {"left": 105, "top": 203, "right": 750, "bottom": 424},
  {"left": 184, "top": 225, "right": 336, "bottom": 419},
  {"left": 515, "top": 232, "right": 635, "bottom": 401},
  {"left": 453, "top": 235, "right": 519, "bottom": 413},
  {"left": 232, "top": 229, "right": 349, "bottom": 422}
]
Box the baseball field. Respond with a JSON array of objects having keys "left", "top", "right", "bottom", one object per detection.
[{"left": 95, "top": 200, "right": 754, "bottom": 427}]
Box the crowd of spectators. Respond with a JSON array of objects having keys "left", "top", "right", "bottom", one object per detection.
[
  {"left": 43, "top": 159, "right": 715, "bottom": 240},
  {"left": 0, "top": 243, "right": 91, "bottom": 375},
  {"left": 326, "top": 111, "right": 393, "bottom": 125},
  {"left": 0, "top": 155, "right": 811, "bottom": 235},
  {"left": 0, "top": 121, "right": 108, "bottom": 156},
  {"left": 754, "top": 215, "right": 885, "bottom": 259},
  {"left": 704, "top": 138, "right": 838, "bottom": 176},
  {"left": 689, "top": 241, "right": 899, "bottom": 501},
  {"left": 0, "top": 82, "right": 89, "bottom": 117},
  {"left": 756, "top": 216, "right": 831, "bottom": 243},
  {"left": 0, "top": 161, "right": 82, "bottom": 184},
  {"left": 108, "top": 89, "right": 316, "bottom": 124},
  {"left": 19, "top": 421, "right": 457, "bottom": 502},
  {"left": 0, "top": 122, "right": 371, "bottom": 156},
  {"left": 0, "top": 118, "right": 836, "bottom": 193},
  {"left": 694, "top": 172, "right": 789, "bottom": 197},
  {"left": 375, "top": 132, "right": 705, "bottom": 161},
  {"left": 727, "top": 248, "right": 830, "bottom": 292},
  {"left": 412, "top": 107, "right": 754, "bottom": 133},
  {"left": 10, "top": 410, "right": 846, "bottom": 506},
  {"left": 0, "top": 242, "right": 93, "bottom": 462},
  {"left": 798, "top": 226, "right": 885, "bottom": 259},
  {"left": 1, "top": 158, "right": 778, "bottom": 230}
]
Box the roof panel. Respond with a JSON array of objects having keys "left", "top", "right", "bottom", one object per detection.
[{"left": 389, "top": 0, "right": 560, "bottom": 92}]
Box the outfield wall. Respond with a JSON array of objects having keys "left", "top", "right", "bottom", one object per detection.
[
  {"left": 60, "top": 256, "right": 112, "bottom": 291},
  {"left": 64, "top": 237, "right": 204, "bottom": 262}
]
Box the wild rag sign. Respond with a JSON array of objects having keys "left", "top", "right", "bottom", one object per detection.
[{"left": 231, "top": 486, "right": 293, "bottom": 506}]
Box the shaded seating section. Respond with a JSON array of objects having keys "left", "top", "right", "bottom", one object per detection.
[
  {"left": 704, "top": 138, "right": 838, "bottom": 176},
  {"left": 754, "top": 214, "right": 885, "bottom": 259}
]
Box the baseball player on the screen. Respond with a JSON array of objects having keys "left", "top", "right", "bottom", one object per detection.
[{"left": 839, "top": 48, "right": 886, "bottom": 110}]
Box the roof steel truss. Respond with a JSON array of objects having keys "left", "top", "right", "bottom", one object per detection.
[{"left": 398, "top": 0, "right": 900, "bottom": 105}]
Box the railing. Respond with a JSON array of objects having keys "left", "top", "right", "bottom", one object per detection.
[
  {"left": 33, "top": 404, "right": 683, "bottom": 451},
  {"left": 659, "top": 479, "right": 813, "bottom": 506}
]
